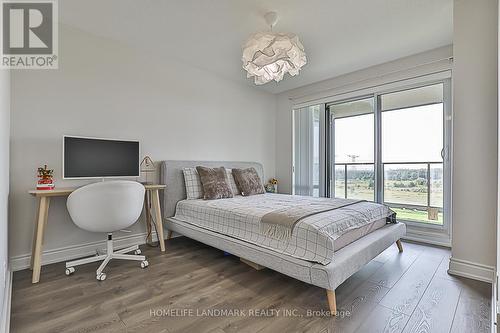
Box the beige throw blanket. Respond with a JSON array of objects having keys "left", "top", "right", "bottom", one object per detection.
[{"left": 261, "top": 199, "right": 363, "bottom": 240}]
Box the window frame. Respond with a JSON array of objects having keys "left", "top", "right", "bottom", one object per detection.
[
  {"left": 322, "top": 75, "right": 452, "bottom": 245},
  {"left": 326, "top": 95, "right": 376, "bottom": 200},
  {"left": 292, "top": 104, "right": 327, "bottom": 197},
  {"left": 374, "top": 79, "right": 452, "bottom": 241}
]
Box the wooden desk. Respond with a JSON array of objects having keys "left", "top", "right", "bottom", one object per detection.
[{"left": 28, "top": 184, "right": 166, "bottom": 284}]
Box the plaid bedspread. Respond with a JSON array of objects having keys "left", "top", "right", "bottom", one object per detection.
[{"left": 174, "top": 194, "right": 394, "bottom": 265}]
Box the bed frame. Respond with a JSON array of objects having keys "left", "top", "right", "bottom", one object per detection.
[{"left": 160, "top": 160, "right": 406, "bottom": 315}]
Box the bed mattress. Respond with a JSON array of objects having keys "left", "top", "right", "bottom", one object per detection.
[{"left": 173, "top": 193, "right": 393, "bottom": 265}]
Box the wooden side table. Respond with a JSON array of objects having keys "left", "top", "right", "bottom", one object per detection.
[{"left": 28, "top": 184, "right": 166, "bottom": 284}]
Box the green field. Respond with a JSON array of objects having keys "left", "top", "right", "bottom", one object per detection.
[
  {"left": 391, "top": 207, "right": 443, "bottom": 225},
  {"left": 334, "top": 177, "right": 443, "bottom": 225}
]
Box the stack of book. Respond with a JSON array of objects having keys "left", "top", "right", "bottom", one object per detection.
[{"left": 37, "top": 179, "right": 55, "bottom": 190}]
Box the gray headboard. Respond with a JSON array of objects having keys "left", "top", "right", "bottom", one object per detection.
[{"left": 159, "top": 160, "right": 264, "bottom": 218}]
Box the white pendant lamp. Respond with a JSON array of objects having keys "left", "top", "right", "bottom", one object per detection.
[{"left": 242, "top": 11, "right": 307, "bottom": 85}]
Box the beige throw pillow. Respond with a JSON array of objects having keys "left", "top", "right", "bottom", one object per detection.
[
  {"left": 182, "top": 167, "right": 204, "bottom": 199},
  {"left": 226, "top": 169, "right": 240, "bottom": 196}
]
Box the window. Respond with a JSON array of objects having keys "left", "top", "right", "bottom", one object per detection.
[
  {"left": 330, "top": 97, "right": 375, "bottom": 201},
  {"left": 293, "top": 105, "right": 322, "bottom": 197},
  {"left": 293, "top": 78, "right": 451, "bottom": 241},
  {"left": 381, "top": 83, "right": 444, "bottom": 225}
]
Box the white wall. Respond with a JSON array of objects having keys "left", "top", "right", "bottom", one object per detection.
[
  {"left": 449, "top": 0, "right": 498, "bottom": 281},
  {"left": 0, "top": 69, "right": 10, "bottom": 328},
  {"left": 9, "top": 25, "right": 277, "bottom": 268}
]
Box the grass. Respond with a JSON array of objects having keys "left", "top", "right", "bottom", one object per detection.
[
  {"left": 391, "top": 207, "right": 443, "bottom": 225},
  {"left": 334, "top": 179, "right": 444, "bottom": 225}
]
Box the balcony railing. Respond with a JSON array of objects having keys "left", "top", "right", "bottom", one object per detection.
[
  {"left": 334, "top": 162, "right": 374, "bottom": 199},
  {"left": 333, "top": 161, "right": 443, "bottom": 223}
]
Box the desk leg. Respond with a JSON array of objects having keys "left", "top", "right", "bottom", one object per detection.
[
  {"left": 144, "top": 192, "right": 153, "bottom": 244},
  {"left": 30, "top": 200, "right": 40, "bottom": 270},
  {"left": 32, "top": 196, "right": 50, "bottom": 284},
  {"left": 151, "top": 190, "right": 165, "bottom": 252}
]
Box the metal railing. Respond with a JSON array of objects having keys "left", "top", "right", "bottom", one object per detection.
[
  {"left": 334, "top": 161, "right": 443, "bottom": 211},
  {"left": 334, "top": 162, "right": 374, "bottom": 199}
]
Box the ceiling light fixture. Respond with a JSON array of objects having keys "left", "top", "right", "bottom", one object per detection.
[{"left": 242, "top": 11, "right": 307, "bottom": 85}]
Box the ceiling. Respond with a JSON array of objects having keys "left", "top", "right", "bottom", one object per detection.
[{"left": 60, "top": 0, "right": 453, "bottom": 94}]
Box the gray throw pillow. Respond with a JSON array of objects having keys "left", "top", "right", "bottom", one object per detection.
[
  {"left": 232, "top": 167, "right": 265, "bottom": 196},
  {"left": 195, "top": 166, "right": 234, "bottom": 200}
]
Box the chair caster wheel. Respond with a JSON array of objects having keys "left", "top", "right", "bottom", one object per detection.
[
  {"left": 134, "top": 249, "right": 141, "bottom": 255},
  {"left": 96, "top": 272, "right": 107, "bottom": 281},
  {"left": 65, "top": 267, "right": 75, "bottom": 276},
  {"left": 140, "top": 260, "right": 149, "bottom": 269}
]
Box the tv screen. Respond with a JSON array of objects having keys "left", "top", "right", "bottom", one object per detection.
[{"left": 63, "top": 136, "right": 140, "bottom": 178}]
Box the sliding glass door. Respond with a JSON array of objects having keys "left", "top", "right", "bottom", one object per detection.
[
  {"left": 380, "top": 83, "right": 446, "bottom": 225},
  {"left": 293, "top": 78, "right": 451, "bottom": 239}
]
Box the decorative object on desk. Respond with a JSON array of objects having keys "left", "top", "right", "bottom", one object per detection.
[
  {"left": 265, "top": 178, "right": 278, "bottom": 193},
  {"left": 140, "top": 155, "right": 156, "bottom": 185},
  {"left": 36, "top": 164, "right": 55, "bottom": 190}
]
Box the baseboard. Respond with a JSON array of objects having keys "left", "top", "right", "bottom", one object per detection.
[
  {"left": 10, "top": 231, "right": 157, "bottom": 272},
  {"left": 401, "top": 234, "right": 451, "bottom": 248},
  {"left": 448, "top": 257, "right": 495, "bottom": 283},
  {"left": 403, "top": 225, "right": 451, "bottom": 247},
  {"left": 1, "top": 267, "right": 12, "bottom": 333}
]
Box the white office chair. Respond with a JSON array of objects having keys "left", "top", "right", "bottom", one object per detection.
[{"left": 65, "top": 180, "right": 148, "bottom": 281}]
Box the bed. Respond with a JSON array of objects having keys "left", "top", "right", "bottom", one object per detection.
[{"left": 160, "top": 160, "right": 406, "bottom": 315}]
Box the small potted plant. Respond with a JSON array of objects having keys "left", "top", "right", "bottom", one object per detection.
[
  {"left": 37, "top": 165, "right": 55, "bottom": 190},
  {"left": 265, "top": 178, "right": 278, "bottom": 193}
]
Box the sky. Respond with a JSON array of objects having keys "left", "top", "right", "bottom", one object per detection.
[{"left": 334, "top": 103, "right": 444, "bottom": 164}]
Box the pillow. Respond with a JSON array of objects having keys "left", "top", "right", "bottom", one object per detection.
[
  {"left": 232, "top": 167, "right": 265, "bottom": 196},
  {"left": 226, "top": 169, "right": 240, "bottom": 196},
  {"left": 182, "top": 167, "right": 203, "bottom": 200},
  {"left": 196, "top": 166, "right": 234, "bottom": 200}
]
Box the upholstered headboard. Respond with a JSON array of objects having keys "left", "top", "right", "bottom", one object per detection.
[{"left": 159, "top": 160, "right": 264, "bottom": 218}]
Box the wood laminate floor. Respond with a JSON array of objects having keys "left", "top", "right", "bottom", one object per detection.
[{"left": 11, "top": 237, "right": 491, "bottom": 333}]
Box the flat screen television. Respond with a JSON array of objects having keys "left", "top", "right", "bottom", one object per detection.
[{"left": 63, "top": 136, "right": 140, "bottom": 179}]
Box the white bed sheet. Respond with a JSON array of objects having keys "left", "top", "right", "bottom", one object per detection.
[{"left": 173, "top": 194, "right": 393, "bottom": 264}]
